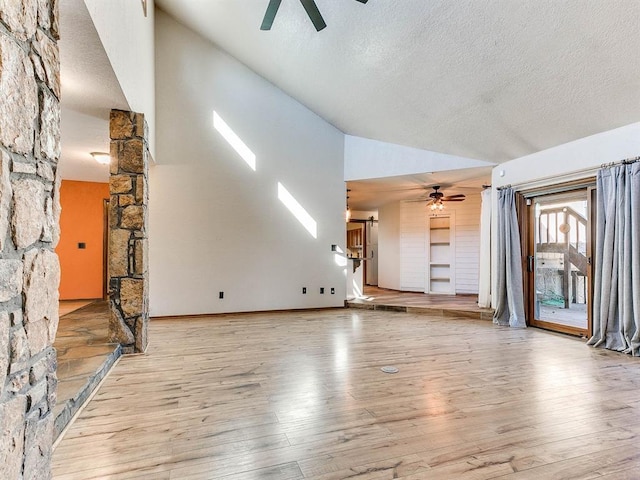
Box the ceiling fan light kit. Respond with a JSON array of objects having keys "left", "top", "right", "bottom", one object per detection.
[
  {"left": 261, "top": 0, "right": 369, "bottom": 32},
  {"left": 424, "top": 185, "right": 466, "bottom": 210}
]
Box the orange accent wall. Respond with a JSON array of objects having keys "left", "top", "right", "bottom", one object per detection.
[{"left": 57, "top": 180, "right": 109, "bottom": 300}]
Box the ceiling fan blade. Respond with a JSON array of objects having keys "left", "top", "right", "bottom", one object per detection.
[
  {"left": 444, "top": 194, "right": 466, "bottom": 199},
  {"left": 260, "top": 0, "right": 282, "bottom": 30},
  {"left": 355, "top": 0, "right": 369, "bottom": 3},
  {"left": 443, "top": 198, "right": 465, "bottom": 202},
  {"left": 299, "top": 0, "right": 327, "bottom": 31}
]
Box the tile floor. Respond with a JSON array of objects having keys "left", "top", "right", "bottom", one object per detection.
[
  {"left": 54, "top": 301, "right": 121, "bottom": 440},
  {"left": 58, "top": 300, "right": 94, "bottom": 318}
]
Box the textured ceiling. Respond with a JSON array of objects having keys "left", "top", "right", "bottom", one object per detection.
[
  {"left": 156, "top": 0, "right": 640, "bottom": 163},
  {"left": 58, "top": 0, "right": 129, "bottom": 183},
  {"left": 59, "top": 0, "right": 640, "bottom": 206},
  {"left": 347, "top": 166, "right": 492, "bottom": 211}
]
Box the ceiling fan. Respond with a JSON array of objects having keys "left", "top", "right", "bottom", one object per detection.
[
  {"left": 417, "top": 186, "right": 466, "bottom": 210},
  {"left": 261, "top": 0, "right": 369, "bottom": 32}
]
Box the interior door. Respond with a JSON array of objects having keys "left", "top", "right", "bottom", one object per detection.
[
  {"left": 527, "top": 189, "right": 592, "bottom": 337},
  {"left": 365, "top": 221, "right": 378, "bottom": 285}
]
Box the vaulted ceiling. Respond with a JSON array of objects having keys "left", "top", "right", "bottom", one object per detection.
[
  {"left": 58, "top": 0, "right": 639, "bottom": 209},
  {"left": 156, "top": 0, "right": 640, "bottom": 163}
]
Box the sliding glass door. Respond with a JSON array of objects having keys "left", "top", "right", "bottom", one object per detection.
[{"left": 527, "top": 188, "right": 593, "bottom": 336}]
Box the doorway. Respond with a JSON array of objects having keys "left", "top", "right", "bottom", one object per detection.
[
  {"left": 526, "top": 187, "right": 594, "bottom": 336},
  {"left": 103, "top": 198, "right": 110, "bottom": 300}
]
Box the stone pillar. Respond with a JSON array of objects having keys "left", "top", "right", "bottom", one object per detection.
[
  {"left": 0, "top": 2, "right": 61, "bottom": 479},
  {"left": 108, "top": 110, "right": 149, "bottom": 354}
]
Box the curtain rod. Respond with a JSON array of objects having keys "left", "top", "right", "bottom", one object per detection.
[
  {"left": 600, "top": 155, "right": 640, "bottom": 168},
  {"left": 495, "top": 165, "right": 598, "bottom": 191},
  {"left": 496, "top": 155, "right": 640, "bottom": 191}
]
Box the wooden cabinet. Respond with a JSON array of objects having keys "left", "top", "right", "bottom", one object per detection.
[
  {"left": 347, "top": 225, "right": 364, "bottom": 257},
  {"left": 427, "top": 214, "right": 455, "bottom": 294},
  {"left": 347, "top": 228, "right": 362, "bottom": 249}
]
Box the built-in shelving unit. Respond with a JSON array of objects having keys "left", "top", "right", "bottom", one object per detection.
[{"left": 427, "top": 214, "right": 455, "bottom": 294}]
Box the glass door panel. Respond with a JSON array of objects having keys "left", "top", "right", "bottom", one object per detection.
[{"left": 531, "top": 191, "right": 590, "bottom": 335}]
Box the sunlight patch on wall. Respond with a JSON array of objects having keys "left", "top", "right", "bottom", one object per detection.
[
  {"left": 352, "top": 279, "right": 362, "bottom": 298},
  {"left": 213, "top": 111, "right": 256, "bottom": 171},
  {"left": 334, "top": 254, "right": 347, "bottom": 267},
  {"left": 277, "top": 182, "right": 317, "bottom": 238}
]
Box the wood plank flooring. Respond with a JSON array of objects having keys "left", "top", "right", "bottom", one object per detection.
[
  {"left": 52, "top": 308, "right": 640, "bottom": 479},
  {"left": 348, "top": 286, "right": 494, "bottom": 321}
]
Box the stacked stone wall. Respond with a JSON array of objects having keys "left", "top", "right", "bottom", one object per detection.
[
  {"left": 108, "top": 110, "right": 149, "bottom": 354},
  {"left": 0, "top": 1, "right": 61, "bottom": 478}
]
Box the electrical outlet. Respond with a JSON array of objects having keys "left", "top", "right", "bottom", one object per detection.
[
  {"left": 320, "top": 287, "right": 325, "bottom": 294},
  {"left": 331, "top": 287, "right": 335, "bottom": 294},
  {"left": 78, "top": 242, "right": 86, "bottom": 249},
  {"left": 219, "top": 291, "right": 224, "bottom": 299},
  {"left": 302, "top": 287, "right": 307, "bottom": 294}
]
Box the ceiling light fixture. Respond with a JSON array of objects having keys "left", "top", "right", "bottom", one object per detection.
[
  {"left": 430, "top": 200, "right": 445, "bottom": 211},
  {"left": 90, "top": 152, "right": 111, "bottom": 165},
  {"left": 425, "top": 186, "right": 464, "bottom": 210}
]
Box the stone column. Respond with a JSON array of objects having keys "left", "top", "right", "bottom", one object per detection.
[
  {"left": 0, "top": 2, "right": 61, "bottom": 479},
  {"left": 108, "top": 110, "right": 149, "bottom": 354}
]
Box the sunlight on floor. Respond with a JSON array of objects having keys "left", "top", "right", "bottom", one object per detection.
[{"left": 59, "top": 300, "right": 94, "bottom": 317}]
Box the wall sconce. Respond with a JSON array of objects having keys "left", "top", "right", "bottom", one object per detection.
[{"left": 90, "top": 152, "right": 111, "bottom": 165}]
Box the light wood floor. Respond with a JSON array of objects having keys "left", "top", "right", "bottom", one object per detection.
[
  {"left": 59, "top": 299, "right": 95, "bottom": 317},
  {"left": 349, "top": 286, "right": 494, "bottom": 321},
  {"left": 52, "top": 308, "right": 640, "bottom": 479}
]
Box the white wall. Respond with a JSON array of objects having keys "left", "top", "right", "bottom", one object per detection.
[
  {"left": 345, "top": 135, "right": 494, "bottom": 181},
  {"left": 150, "top": 11, "right": 346, "bottom": 316},
  {"left": 490, "top": 122, "right": 640, "bottom": 307},
  {"left": 493, "top": 122, "right": 640, "bottom": 189},
  {"left": 400, "top": 202, "right": 426, "bottom": 291},
  {"left": 350, "top": 210, "right": 377, "bottom": 221},
  {"left": 378, "top": 202, "right": 401, "bottom": 290},
  {"left": 83, "top": 0, "right": 156, "bottom": 158},
  {"left": 451, "top": 194, "right": 482, "bottom": 294}
]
